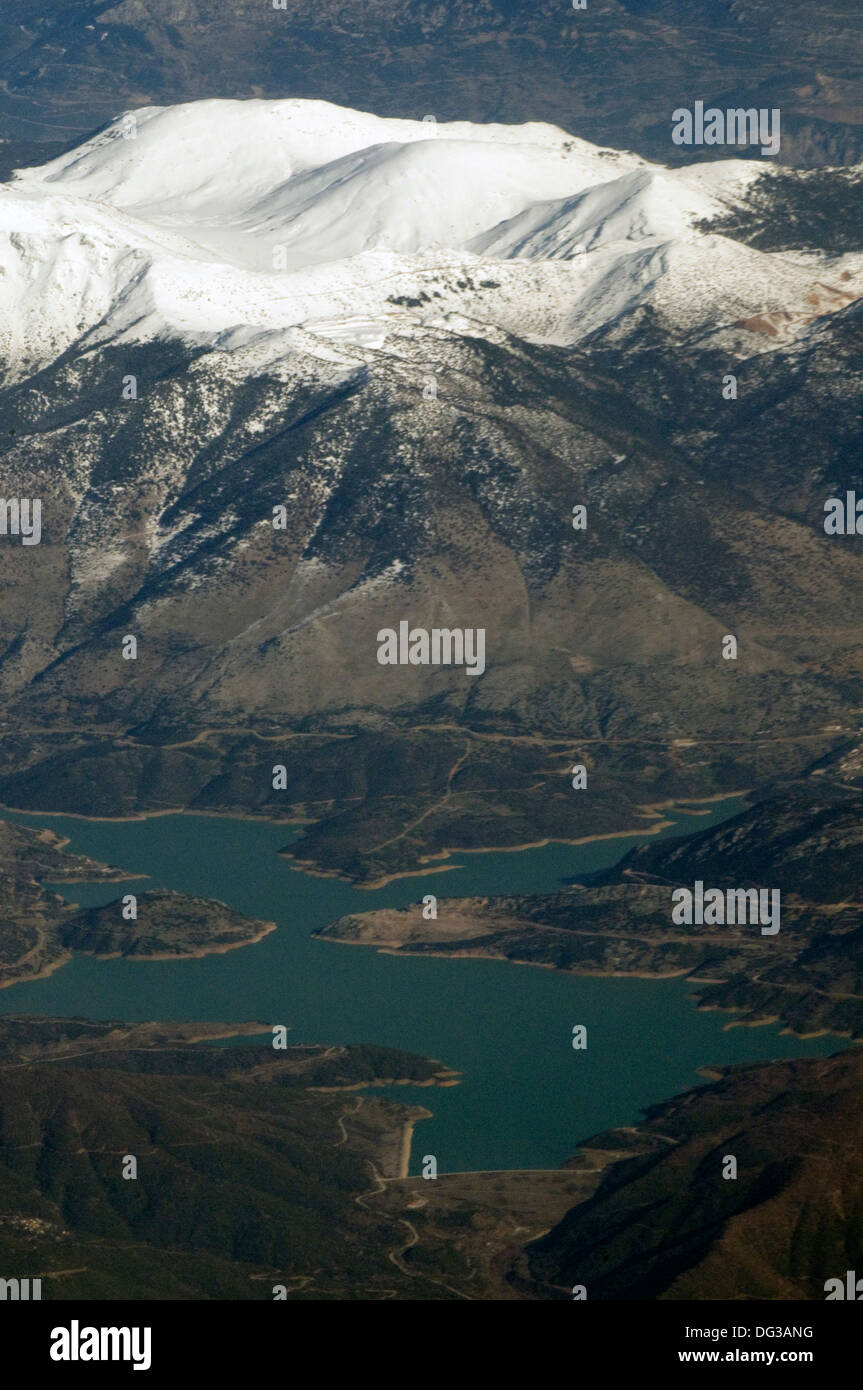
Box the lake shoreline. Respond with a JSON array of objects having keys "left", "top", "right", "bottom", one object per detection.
[
  {"left": 0, "top": 789, "right": 751, "bottom": 890},
  {"left": 0, "top": 791, "right": 839, "bottom": 1178},
  {"left": 287, "top": 789, "right": 751, "bottom": 888},
  {"left": 313, "top": 934, "right": 856, "bottom": 1045}
]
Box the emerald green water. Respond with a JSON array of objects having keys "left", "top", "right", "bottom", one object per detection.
[{"left": 0, "top": 802, "right": 841, "bottom": 1174}]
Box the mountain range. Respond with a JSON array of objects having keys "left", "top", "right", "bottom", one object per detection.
[{"left": 0, "top": 102, "right": 861, "bottom": 886}]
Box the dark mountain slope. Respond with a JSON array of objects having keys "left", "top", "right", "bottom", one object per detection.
[
  {"left": 522, "top": 1046, "right": 863, "bottom": 1300},
  {"left": 0, "top": 0, "right": 859, "bottom": 165}
]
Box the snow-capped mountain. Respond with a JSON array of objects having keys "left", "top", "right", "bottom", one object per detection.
[
  {"left": 0, "top": 98, "right": 861, "bottom": 875},
  {"left": 2, "top": 99, "right": 860, "bottom": 380}
]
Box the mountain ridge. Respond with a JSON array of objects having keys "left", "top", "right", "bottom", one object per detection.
[{"left": 3, "top": 99, "right": 859, "bottom": 382}]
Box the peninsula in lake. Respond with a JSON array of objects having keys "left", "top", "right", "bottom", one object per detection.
[
  {"left": 0, "top": 819, "right": 276, "bottom": 987},
  {"left": 318, "top": 779, "right": 863, "bottom": 1039}
]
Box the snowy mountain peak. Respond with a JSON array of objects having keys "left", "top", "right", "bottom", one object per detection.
[
  {"left": 0, "top": 98, "right": 859, "bottom": 379},
  {"left": 20, "top": 98, "right": 624, "bottom": 215}
]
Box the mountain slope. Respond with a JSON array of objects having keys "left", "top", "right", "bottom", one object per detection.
[
  {"left": 0, "top": 101, "right": 860, "bottom": 882},
  {"left": 0, "top": 0, "right": 860, "bottom": 168},
  {"left": 522, "top": 1047, "right": 863, "bottom": 1300},
  {"left": 0, "top": 1017, "right": 459, "bottom": 1299}
]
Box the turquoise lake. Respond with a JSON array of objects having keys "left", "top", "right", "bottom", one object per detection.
[{"left": 0, "top": 800, "right": 842, "bottom": 1175}]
